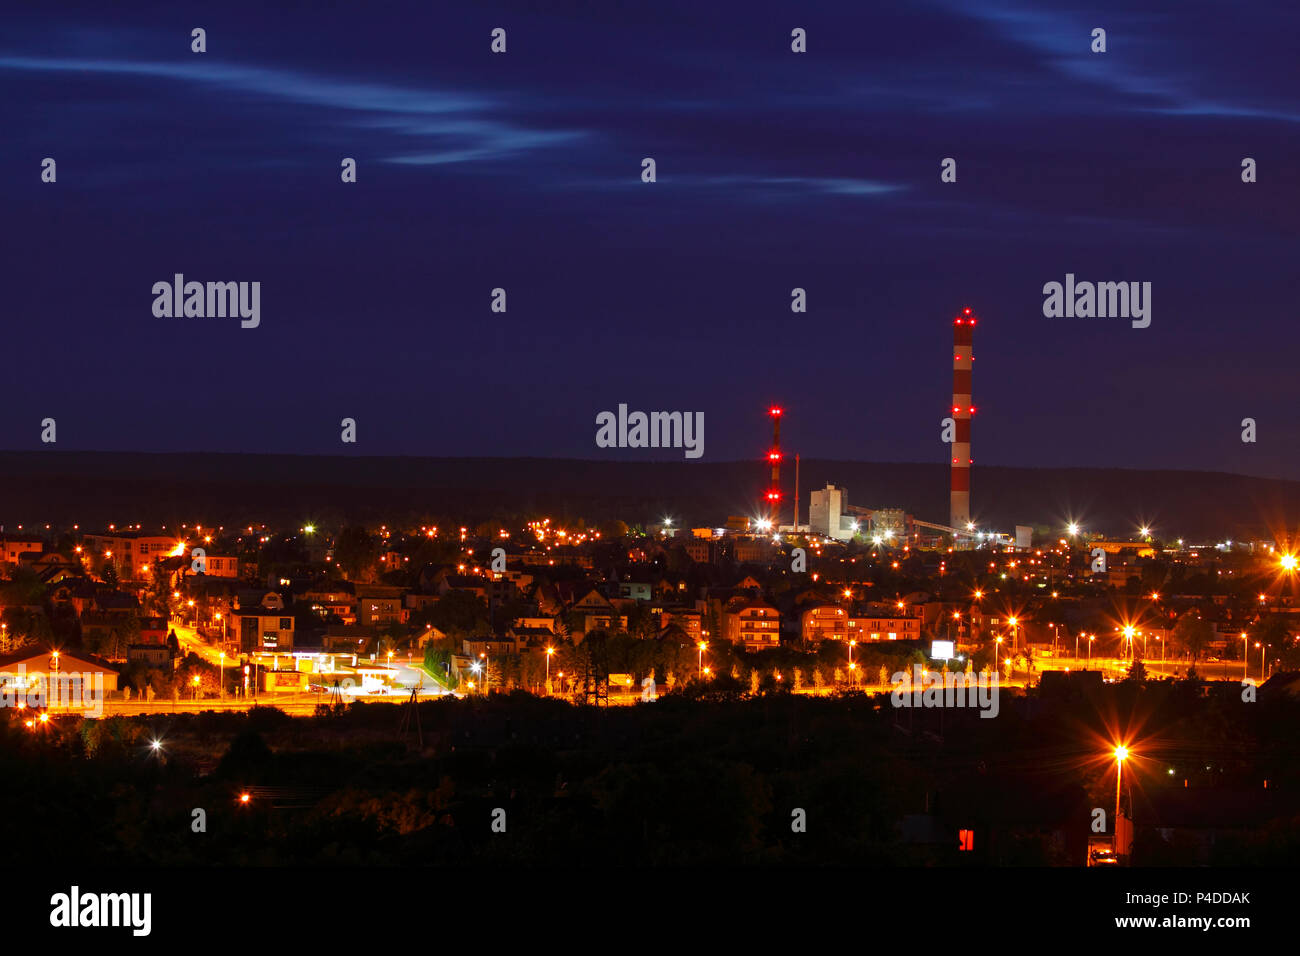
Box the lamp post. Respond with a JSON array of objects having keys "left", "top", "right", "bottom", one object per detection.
[
  {"left": 1113, "top": 745, "right": 1129, "bottom": 857},
  {"left": 1241, "top": 633, "right": 1249, "bottom": 681},
  {"left": 698, "top": 641, "right": 707, "bottom": 678},
  {"left": 545, "top": 646, "right": 554, "bottom": 694},
  {"left": 219, "top": 651, "right": 225, "bottom": 699},
  {"left": 1088, "top": 634, "right": 1095, "bottom": 666}
]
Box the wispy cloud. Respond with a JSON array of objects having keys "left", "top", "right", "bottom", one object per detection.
[{"left": 0, "top": 54, "right": 585, "bottom": 164}]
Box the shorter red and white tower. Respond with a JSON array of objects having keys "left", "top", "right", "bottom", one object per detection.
[{"left": 765, "top": 405, "right": 783, "bottom": 525}]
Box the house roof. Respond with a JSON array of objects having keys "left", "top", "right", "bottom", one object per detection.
[{"left": 0, "top": 646, "right": 120, "bottom": 673}]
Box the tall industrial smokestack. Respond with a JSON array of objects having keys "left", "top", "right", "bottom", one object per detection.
[{"left": 950, "top": 308, "right": 976, "bottom": 532}]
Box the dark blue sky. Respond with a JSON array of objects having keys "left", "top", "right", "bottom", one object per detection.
[{"left": 4, "top": 1, "right": 1298, "bottom": 477}]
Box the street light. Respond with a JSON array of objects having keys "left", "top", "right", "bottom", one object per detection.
[
  {"left": 1242, "top": 632, "right": 1249, "bottom": 681},
  {"left": 1088, "top": 634, "right": 1095, "bottom": 665},
  {"left": 219, "top": 651, "right": 226, "bottom": 699},
  {"left": 545, "top": 646, "right": 555, "bottom": 693},
  {"left": 1113, "top": 745, "right": 1129, "bottom": 856},
  {"left": 698, "top": 641, "right": 708, "bottom": 677}
]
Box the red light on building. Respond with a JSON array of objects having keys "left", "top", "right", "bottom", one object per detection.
[{"left": 959, "top": 829, "right": 975, "bottom": 851}]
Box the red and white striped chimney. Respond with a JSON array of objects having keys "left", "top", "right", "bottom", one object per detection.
[{"left": 950, "top": 307, "right": 976, "bottom": 531}]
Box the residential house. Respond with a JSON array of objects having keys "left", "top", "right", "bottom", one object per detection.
[{"left": 724, "top": 599, "right": 781, "bottom": 652}]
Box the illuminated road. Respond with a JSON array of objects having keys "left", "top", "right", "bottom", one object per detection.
[
  {"left": 1034, "top": 655, "right": 1249, "bottom": 681},
  {"left": 169, "top": 620, "right": 228, "bottom": 668}
]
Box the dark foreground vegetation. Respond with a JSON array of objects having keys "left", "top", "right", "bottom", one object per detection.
[{"left": 4, "top": 676, "right": 1300, "bottom": 866}]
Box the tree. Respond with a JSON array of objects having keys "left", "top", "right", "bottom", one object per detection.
[
  {"left": 1126, "top": 657, "right": 1148, "bottom": 682},
  {"left": 1256, "top": 615, "right": 1297, "bottom": 669},
  {"left": 333, "top": 526, "right": 377, "bottom": 582},
  {"left": 600, "top": 520, "right": 629, "bottom": 539},
  {"left": 626, "top": 602, "right": 655, "bottom": 640},
  {"left": 1171, "top": 612, "right": 1213, "bottom": 660},
  {"left": 429, "top": 591, "right": 490, "bottom": 638}
]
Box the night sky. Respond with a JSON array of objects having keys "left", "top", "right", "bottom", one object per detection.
[{"left": 4, "top": 1, "right": 1298, "bottom": 477}]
